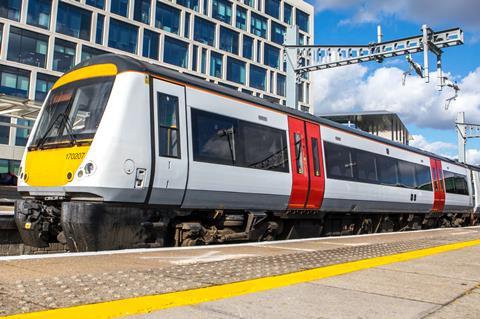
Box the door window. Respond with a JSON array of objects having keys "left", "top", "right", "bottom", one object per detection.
[{"left": 157, "top": 92, "right": 180, "bottom": 158}]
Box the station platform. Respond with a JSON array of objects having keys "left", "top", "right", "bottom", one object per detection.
[{"left": 1, "top": 227, "right": 480, "bottom": 318}]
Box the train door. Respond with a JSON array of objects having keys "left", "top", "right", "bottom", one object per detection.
[
  {"left": 430, "top": 158, "right": 446, "bottom": 212},
  {"left": 149, "top": 79, "right": 188, "bottom": 205},
  {"left": 304, "top": 122, "right": 325, "bottom": 209},
  {"left": 287, "top": 117, "right": 325, "bottom": 209},
  {"left": 472, "top": 170, "right": 480, "bottom": 213}
]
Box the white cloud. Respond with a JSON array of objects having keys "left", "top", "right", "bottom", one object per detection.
[
  {"left": 313, "top": 66, "right": 480, "bottom": 130},
  {"left": 314, "top": 0, "right": 480, "bottom": 32},
  {"left": 410, "top": 134, "right": 456, "bottom": 154},
  {"left": 467, "top": 149, "right": 480, "bottom": 165}
]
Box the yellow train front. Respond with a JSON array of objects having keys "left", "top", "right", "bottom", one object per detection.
[{"left": 15, "top": 55, "right": 163, "bottom": 251}]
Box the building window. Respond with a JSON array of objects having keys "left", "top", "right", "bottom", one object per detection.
[
  {"left": 264, "top": 0, "right": 279, "bottom": 19},
  {"left": 143, "top": 29, "right": 159, "bottom": 60},
  {"left": 86, "top": 0, "right": 105, "bottom": 9},
  {"left": 27, "top": 0, "right": 51, "bottom": 29},
  {"left": 283, "top": 3, "right": 292, "bottom": 25},
  {"left": 35, "top": 73, "right": 57, "bottom": 101},
  {"left": 243, "top": 0, "right": 254, "bottom": 8},
  {"left": 108, "top": 18, "right": 138, "bottom": 53},
  {"left": 226, "top": 57, "right": 245, "bottom": 84},
  {"left": 53, "top": 38, "right": 76, "bottom": 73},
  {"left": 201, "top": 48, "right": 207, "bottom": 73},
  {"left": 111, "top": 0, "right": 129, "bottom": 17},
  {"left": 250, "top": 13, "right": 267, "bottom": 38},
  {"left": 194, "top": 16, "right": 215, "bottom": 46},
  {"left": 0, "top": 0, "right": 21, "bottom": 21},
  {"left": 177, "top": 0, "right": 198, "bottom": 11},
  {"left": 271, "top": 21, "right": 285, "bottom": 45},
  {"left": 134, "top": 0, "right": 150, "bottom": 24},
  {"left": 236, "top": 6, "right": 247, "bottom": 30},
  {"left": 212, "top": 0, "right": 232, "bottom": 24},
  {"left": 184, "top": 12, "right": 190, "bottom": 38},
  {"left": 155, "top": 2, "right": 180, "bottom": 34},
  {"left": 250, "top": 65, "right": 266, "bottom": 90},
  {"left": 297, "top": 83, "right": 303, "bottom": 102},
  {"left": 56, "top": 2, "right": 92, "bottom": 41},
  {"left": 96, "top": 14, "right": 105, "bottom": 44},
  {"left": 264, "top": 44, "right": 279, "bottom": 69},
  {"left": 0, "top": 65, "right": 30, "bottom": 99},
  {"left": 210, "top": 52, "right": 223, "bottom": 78},
  {"left": 192, "top": 45, "right": 198, "bottom": 71},
  {"left": 203, "top": 0, "right": 209, "bottom": 15},
  {"left": 7, "top": 27, "right": 48, "bottom": 68},
  {"left": 0, "top": 117, "right": 10, "bottom": 145},
  {"left": 16, "top": 119, "right": 33, "bottom": 147},
  {"left": 157, "top": 93, "right": 180, "bottom": 158},
  {"left": 219, "top": 27, "right": 239, "bottom": 54},
  {"left": 242, "top": 35, "right": 253, "bottom": 60},
  {"left": 81, "top": 45, "right": 108, "bottom": 62},
  {"left": 276, "top": 73, "right": 285, "bottom": 97},
  {"left": 163, "top": 36, "right": 188, "bottom": 68},
  {"left": 296, "top": 9, "right": 309, "bottom": 32}
]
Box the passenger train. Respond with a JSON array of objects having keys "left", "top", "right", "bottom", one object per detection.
[{"left": 14, "top": 55, "right": 480, "bottom": 251}]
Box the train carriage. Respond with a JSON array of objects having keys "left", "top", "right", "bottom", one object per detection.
[{"left": 14, "top": 54, "right": 480, "bottom": 252}]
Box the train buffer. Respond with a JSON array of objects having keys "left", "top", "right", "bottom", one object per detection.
[{"left": 1, "top": 226, "right": 480, "bottom": 318}]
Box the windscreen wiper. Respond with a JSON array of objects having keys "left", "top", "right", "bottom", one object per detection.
[
  {"left": 217, "top": 127, "right": 236, "bottom": 165},
  {"left": 36, "top": 113, "right": 76, "bottom": 149}
]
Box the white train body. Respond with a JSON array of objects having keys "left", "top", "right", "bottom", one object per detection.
[{"left": 14, "top": 55, "right": 480, "bottom": 251}]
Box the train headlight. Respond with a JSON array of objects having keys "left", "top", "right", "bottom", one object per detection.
[{"left": 84, "top": 162, "right": 95, "bottom": 175}]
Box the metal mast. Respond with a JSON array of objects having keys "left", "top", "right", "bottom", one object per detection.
[{"left": 284, "top": 25, "right": 464, "bottom": 110}]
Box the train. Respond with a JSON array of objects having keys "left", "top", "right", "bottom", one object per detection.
[{"left": 14, "top": 54, "right": 480, "bottom": 252}]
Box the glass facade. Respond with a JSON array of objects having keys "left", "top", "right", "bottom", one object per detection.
[
  {"left": 15, "top": 119, "right": 33, "bottom": 147},
  {"left": 134, "top": 0, "right": 151, "bottom": 24},
  {"left": 164, "top": 37, "right": 188, "bottom": 68},
  {"left": 7, "top": 27, "right": 48, "bottom": 68},
  {"left": 236, "top": 6, "right": 247, "bottom": 30},
  {"left": 0, "top": 66, "right": 30, "bottom": 98},
  {"left": 250, "top": 65, "right": 266, "bottom": 90},
  {"left": 271, "top": 22, "right": 285, "bottom": 45},
  {"left": 56, "top": 2, "right": 92, "bottom": 41},
  {"left": 96, "top": 14, "right": 105, "bottom": 44},
  {"left": 283, "top": 3, "right": 292, "bottom": 25},
  {"left": 219, "top": 27, "right": 239, "bottom": 54},
  {"left": 53, "top": 39, "right": 76, "bottom": 73},
  {"left": 212, "top": 0, "right": 232, "bottom": 24},
  {"left": 27, "top": 0, "right": 52, "bottom": 29},
  {"left": 81, "top": 46, "right": 108, "bottom": 62},
  {"left": 265, "top": 0, "right": 280, "bottom": 19},
  {"left": 0, "top": 117, "right": 10, "bottom": 145},
  {"left": 251, "top": 13, "right": 267, "bottom": 38},
  {"left": 155, "top": 2, "right": 180, "bottom": 34},
  {"left": 210, "top": 52, "right": 223, "bottom": 78},
  {"left": 243, "top": 35, "right": 253, "bottom": 60},
  {"left": 86, "top": 0, "right": 105, "bottom": 9},
  {"left": 108, "top": 18, "right": 138, "bottom": 53},
  {"left": 143, "top": 30, "right": 159, "bottom": 60},
  {"left": 0, "top": 0, "right": 21, "bottom": 21},
  {"left": 177, "top": 0, "right": 199, "bottom": 11},
  {"left": 194, "top": 17, "right": 215, "bottom": 46},
  {"left": 226, "top": 57, "right": 245, "bottom": 84},
  {"left": 264, "top": 44, "right": 280, "bottom": 69},
  {"left": 35, "top": 73, "right": 58, "bottom": 101},
  {"left": 111, "top": 0, "right": 129, "bottom": 17},
  {"left": 296, "top": 9, "right": 309, "bottom": 32}
]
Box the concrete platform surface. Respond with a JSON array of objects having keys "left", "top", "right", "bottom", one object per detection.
[
  {"left": 130, "top": 245, "right": 480, "bottom": 319},
  {"left": 0, "top": 227, "right": 479, "bottom": 318}
]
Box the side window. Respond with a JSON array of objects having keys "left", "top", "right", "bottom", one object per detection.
[
  {"left": 444, "top": 170, "right": 455, "bottom": 193},
  {"left": 377, "top": 156, "right": 398, "bottom": 186},
  {"left": 157, "top": 92, "right": 180, "bottom": 158},
  {"left": 454, "top": 174, "right": 469, "bottom": 195},
  {"left": 397, "top": 160, "right": 416, "bottom": 188},
  {"left": 311, "top": 137, "right": 320, "bottom": 177},
  {"left": 324, "top": 142, "right": 354, "bottom": 179},
  {"left": 294, "top": 133, "right": 303, "bottom": 174},
  {"left": 191, "top": 108, "right": 238, "bottom": 165},
  {"left": 356, "top": 150, "right": 377, "bottom": 182},
  {"left": 415, "top": 165, "right": 432, "bottom": 191},
  {"left": 239, "top": 121, "right": 289, "bottom": 172}
]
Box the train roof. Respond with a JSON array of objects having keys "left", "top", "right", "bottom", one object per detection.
[{"left": 72, "top": 54, "right": 480, "bottom": 171}]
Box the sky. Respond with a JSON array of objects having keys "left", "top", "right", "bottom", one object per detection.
[{"left": 307, "top": 0, "right": 480, "bottom": 164}]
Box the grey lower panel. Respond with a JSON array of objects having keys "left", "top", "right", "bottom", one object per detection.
[
  {"left": 321, "top": 198, "right": 433, "bottom": 213},
  {"left": 443, "top": 205, "right": 472, "bottom": 213},
  {"left": 181, "top": 189, "right": 289, "bottom": 210},
  {"left": 148, "top": 188, "right": 185, "bottom": 206}
]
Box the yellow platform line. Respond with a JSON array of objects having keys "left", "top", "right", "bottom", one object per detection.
[{"left": 4, "top": 238, "right": 480, "bottom": 319}]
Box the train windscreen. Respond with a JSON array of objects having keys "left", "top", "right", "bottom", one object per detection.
[{"left": 29, "top": 76, "right": 114, "bottom": 149}]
